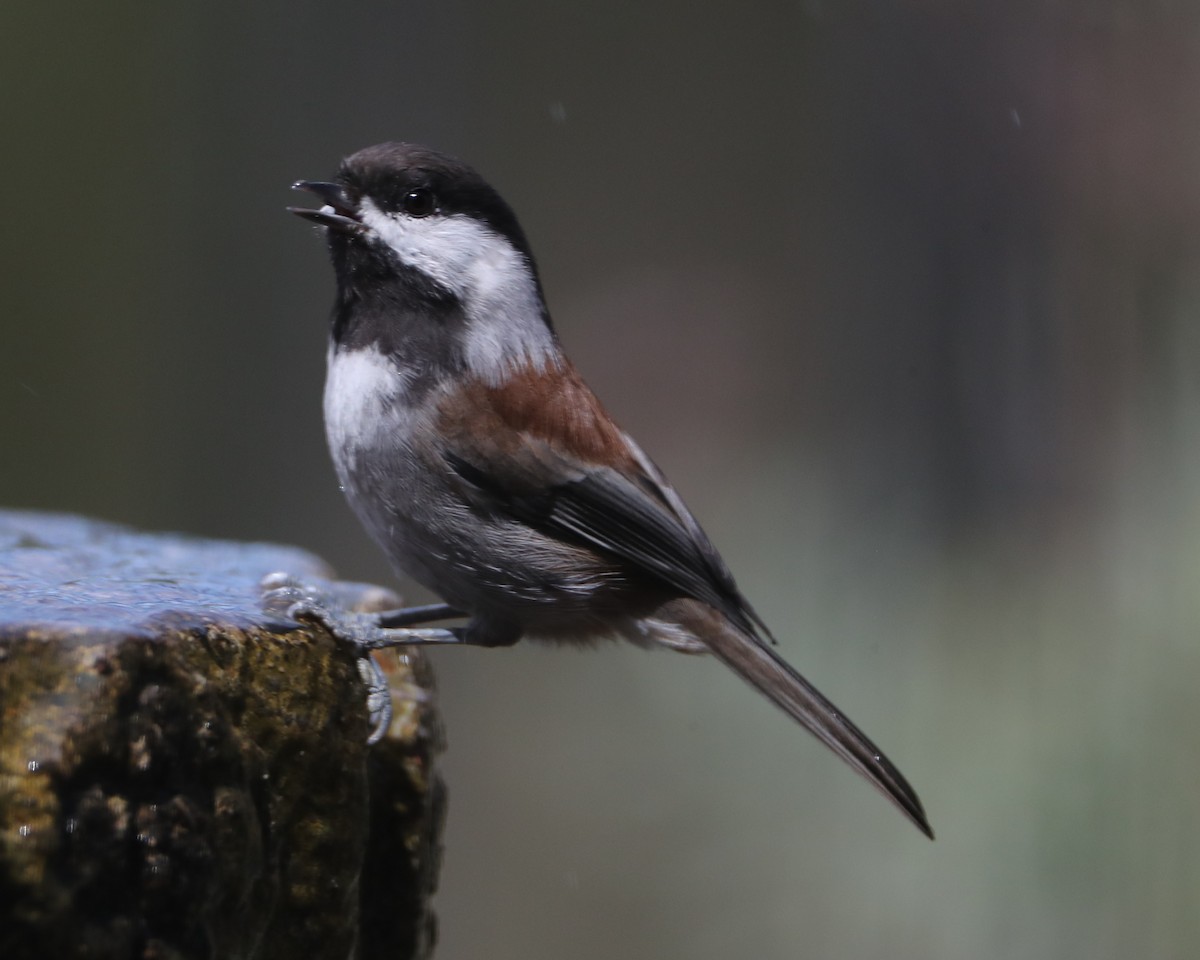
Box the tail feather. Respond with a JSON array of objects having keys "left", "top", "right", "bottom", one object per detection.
[{"left": 673, "top": 600, "right": 933, "bottom": 839}]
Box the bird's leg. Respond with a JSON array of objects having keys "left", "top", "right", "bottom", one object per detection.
[
  {"left": 370, "top": 600, "right": 522, "bottom": 649},
  {"left": 377, "top": 603, "right": 465, "bottom": 630}
]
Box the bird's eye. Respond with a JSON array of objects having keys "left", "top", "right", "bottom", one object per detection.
[{"left": 401, "top": 188, "right": 437, "bottom": 218}]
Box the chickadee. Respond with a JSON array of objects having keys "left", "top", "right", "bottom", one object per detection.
[{"left": 285, "top": 142, "right": 931, "bottom": 838}]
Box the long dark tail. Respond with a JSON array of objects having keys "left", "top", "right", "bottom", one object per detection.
[{"left": 674, "top": 600, "right": 933, "bottom": 839}]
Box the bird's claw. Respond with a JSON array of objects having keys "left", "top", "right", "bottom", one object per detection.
[
  {"left": 357, "top": 654, "right": 394, "bottom": 744},
  {"left": 260, "top": 572, "right": 397, "bottom": 740},
  {"left": 259, "top": 572, "right": 463, "bottom": 742}
]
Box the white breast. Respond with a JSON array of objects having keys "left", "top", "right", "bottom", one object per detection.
[{"left": 323, "top": 344, "right": 412, "bottom": 478}]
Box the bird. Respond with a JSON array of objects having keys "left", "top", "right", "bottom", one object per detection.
[{"left": 284, "top": 141, "right": 932, "bottom": 838}]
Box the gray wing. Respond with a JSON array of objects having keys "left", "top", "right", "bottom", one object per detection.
[{"left": 443, "top": 433, "right": 772, "bottom": 641}]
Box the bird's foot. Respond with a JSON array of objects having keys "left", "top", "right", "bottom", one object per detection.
[
  {"left": 261, "top": 572, "right": 464, "bottom": 647},
  {"left": 260, "top": 572, "right": 464, "bottom": 743}
]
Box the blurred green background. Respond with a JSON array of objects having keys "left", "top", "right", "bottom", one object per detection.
[{"left": 4, "top": 2, "right": 1200, "bottom": 957}]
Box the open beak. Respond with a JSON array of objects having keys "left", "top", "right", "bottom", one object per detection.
[{"left": 287, "top": 181, "right": 363, "bottom": 233}]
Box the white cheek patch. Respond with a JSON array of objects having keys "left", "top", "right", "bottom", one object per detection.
[
  {"left": 357, "top": 198, "right": 557, "bottom": 384},
  {"left": 323, "top": 344, "right": 411, "bottom": 476}
]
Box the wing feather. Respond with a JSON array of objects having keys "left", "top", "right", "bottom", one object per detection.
[{"left": 436, "top": 361, "right": 771, "bottom": 639}]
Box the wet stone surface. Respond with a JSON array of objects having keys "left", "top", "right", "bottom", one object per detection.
[{"left": 0, "top": 509, "right": 444, "bottom": 960}]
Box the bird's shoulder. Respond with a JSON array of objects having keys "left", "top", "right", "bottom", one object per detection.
[{"left": 434, "top": 357, "right": 639, "bottom": 475}]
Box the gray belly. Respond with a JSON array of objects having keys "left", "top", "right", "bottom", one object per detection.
[{"left": 339, "top": 442, "right": 630, "bottom": 633}]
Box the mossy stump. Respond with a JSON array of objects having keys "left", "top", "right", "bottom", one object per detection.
[{"left": 0, "top": 510, "right": 444, "bottom": 960}]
